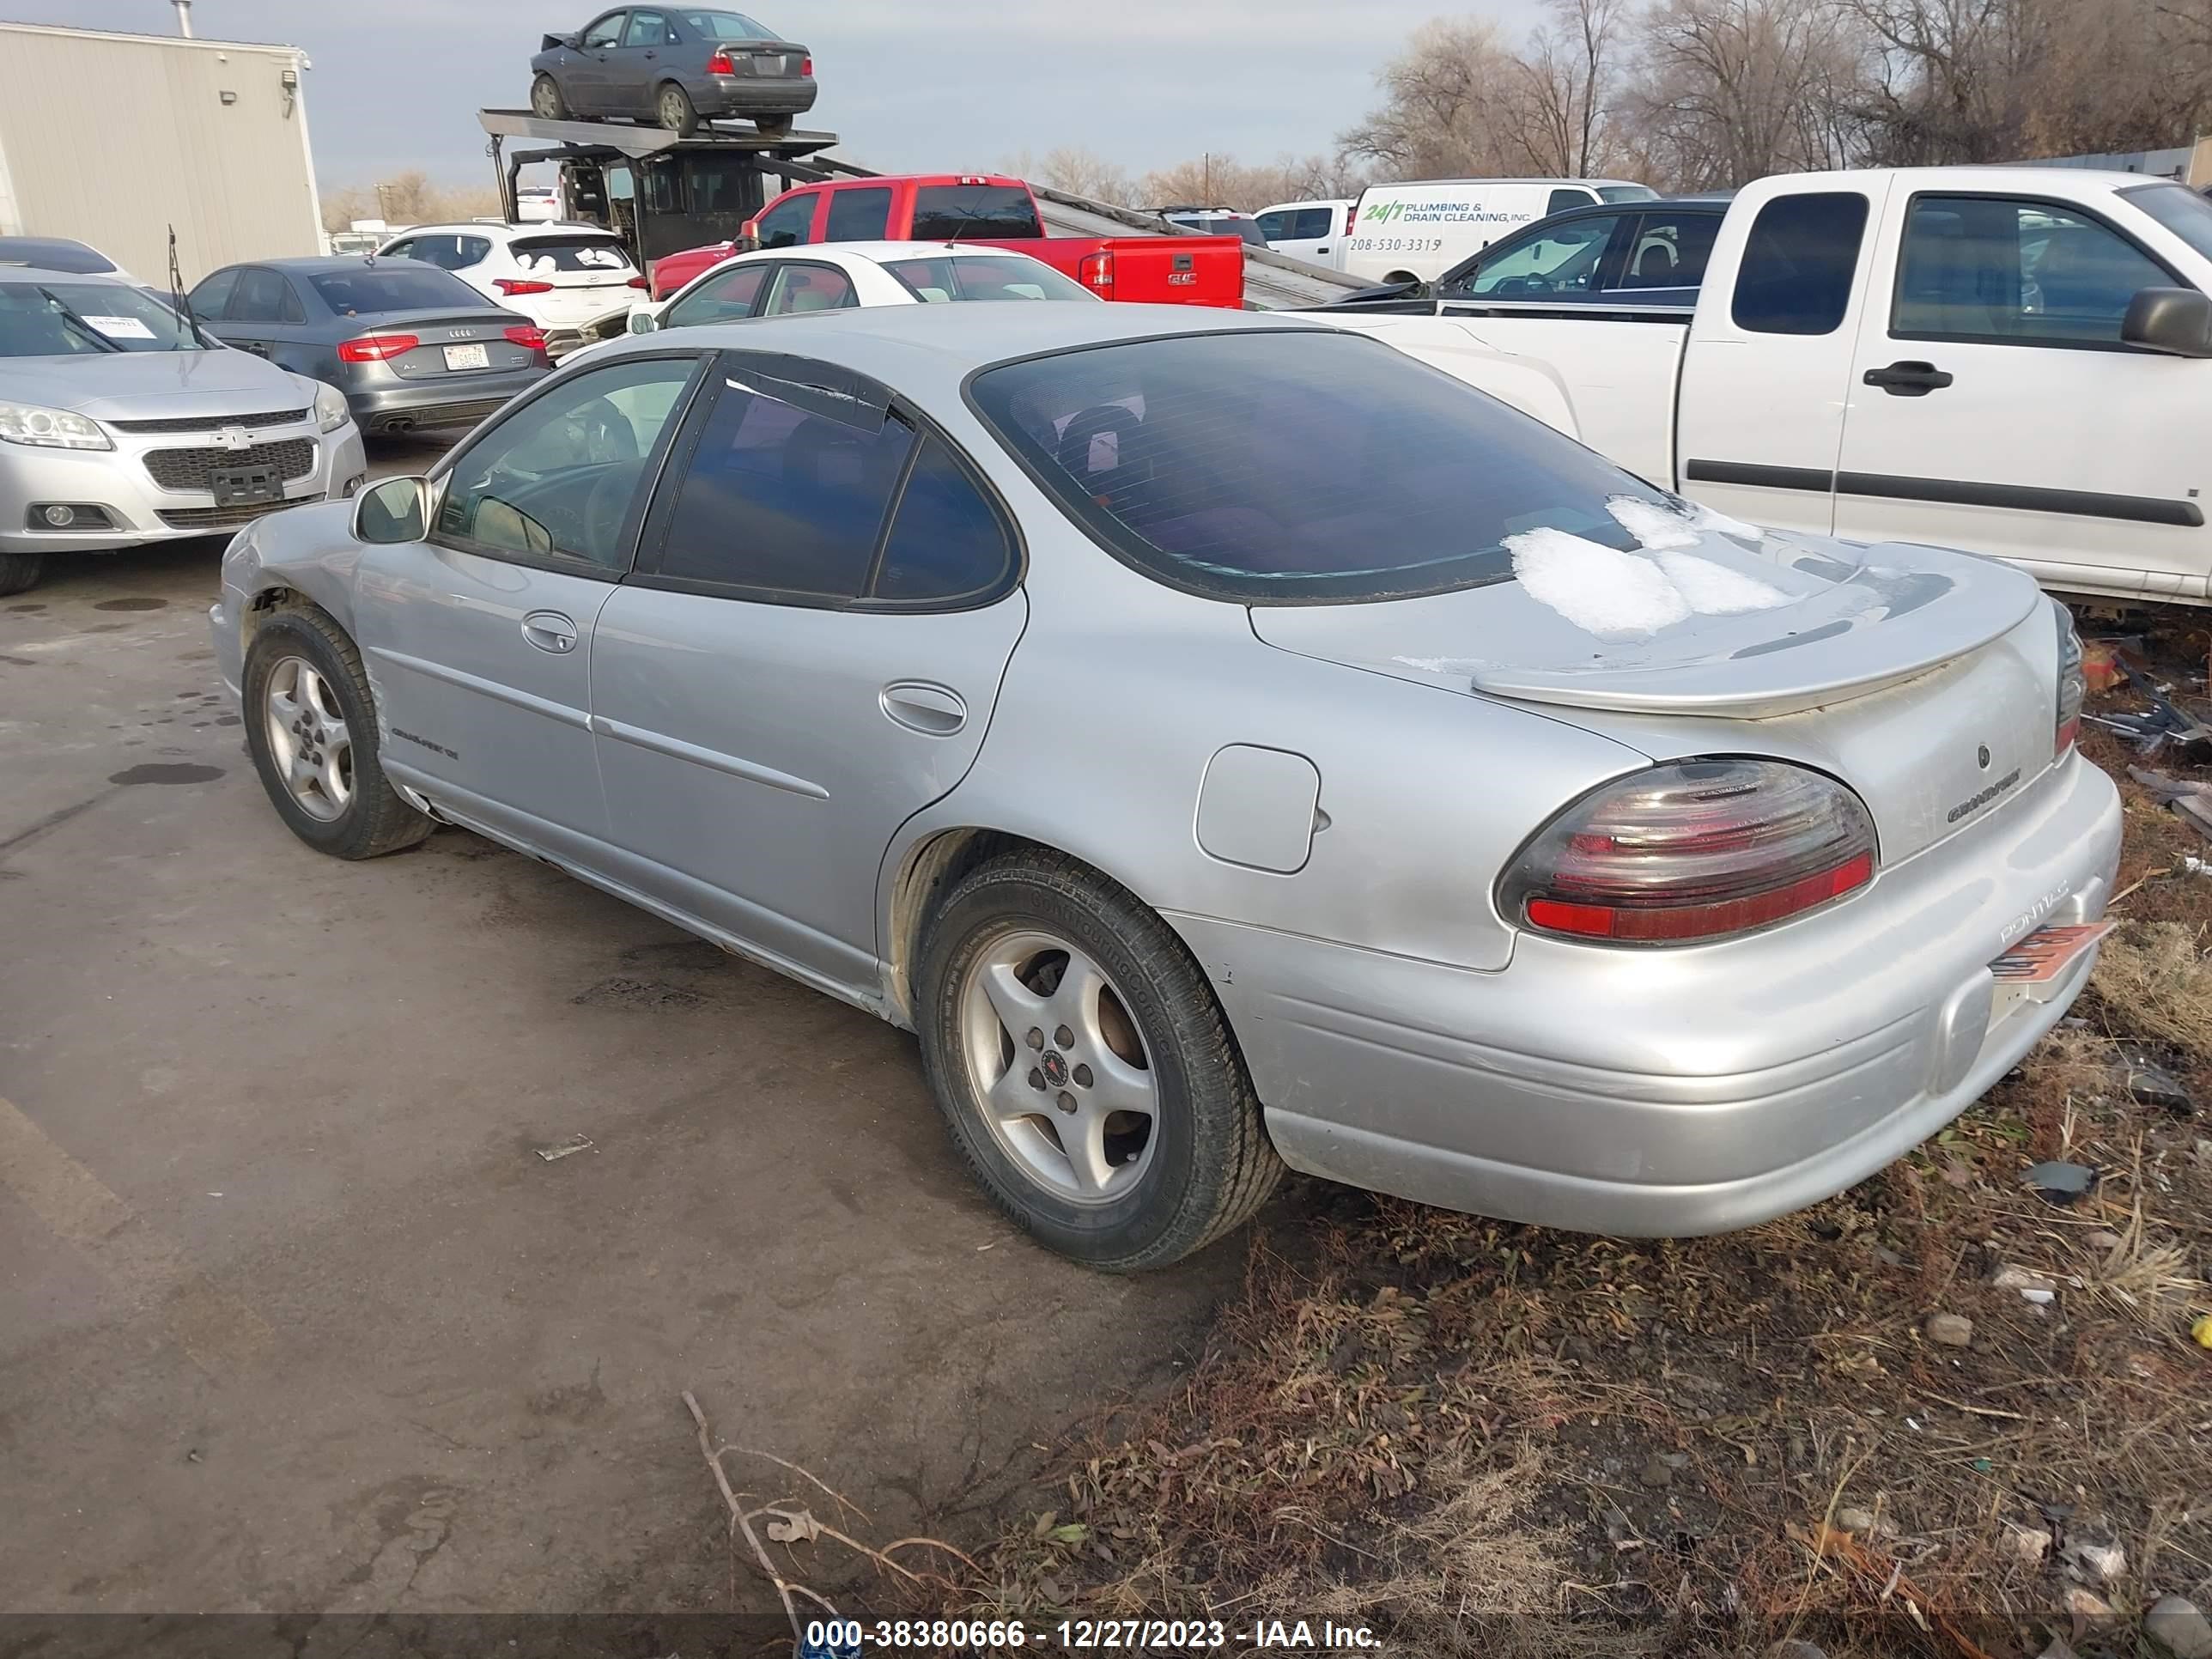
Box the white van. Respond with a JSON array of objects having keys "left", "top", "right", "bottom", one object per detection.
[
  {"left": 1340, "top": 178, "right": 1656, "bottom": 287},
  {"left": 1254, "top": 198, "right": 1354, "bottom": 265}
]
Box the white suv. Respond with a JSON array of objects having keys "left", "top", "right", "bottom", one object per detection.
[{"left": 372, "top": 222, "right": 643, "bottom": 357}]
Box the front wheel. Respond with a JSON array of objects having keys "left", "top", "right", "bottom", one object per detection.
[
  {"left": 916, "top": 853, "right": 1282, "bottom": 1271},
  {"left": 0, "top": 552, "right": 43, "bottom": 596},
  {"left": 242, "top": 607, "right": 431, "bottom": 860},
  {"left": 656, "top": 82, "right": 698, "bottom": 136},
  {"left": 530, "top": 73, "right": 568, "bottom": 121}
]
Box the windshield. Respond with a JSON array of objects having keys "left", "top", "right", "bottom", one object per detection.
[
  {"left": 0, "top": 281, "right": 206, "bottom": 356},
  {"left": 507, "top": 234, "right": 636, "bottom": 274},
  {"left": 911, "top": 185, "right": 1043, "bottom": 240},
  {"left": 2122, "top": 182, "right": 2212, "bottom": 263},
  {"left": 1597, "top": 185, "right": 1660, "bottom": 204},
  {"left": 310, "top": 266, "right": 492, "bottom": 316},
  {"left": 884, "top": 254, "right": 1094, "bottom": 303},
  {"left": 681, "top": 9, "right": 774, "bottom": 39},
  {"left": 968, "top": 330, "right": 1674, "bottom": 605}
]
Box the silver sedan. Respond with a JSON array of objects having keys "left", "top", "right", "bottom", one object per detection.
[{"left": 208, "top": 303, "right": 2122, "bottom": 1269}]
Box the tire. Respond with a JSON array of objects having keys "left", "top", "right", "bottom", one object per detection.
[
  {"left": 530, "top": 73, "right": 568, "bottom": 121},
  {"left": 916, "top": 852, "right": 1282, "bottom": 1271},
  {"left": 242, "top": 606, "right": 431, "bottom": 860},
  {"left": 756, "top": 113, "right": 793, "bottom": 137},
  {"left": 656, "top": 82, "right": 698, "bottom": 136},
  {"left": 0, "top": 552, "right": 42, "bottom": 596}
]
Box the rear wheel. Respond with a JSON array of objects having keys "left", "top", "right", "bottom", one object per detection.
[
  {"left": 0, "top": 552, "right": 43, "bottom": 596},
  {"left": 916, "top": 852, "right": 1283, "bottom": 1271},
  {"left": 530, "top": 73, "right": 568, "bottom": 120},
  {"left": 243, "top": 607, "right": 430, "bottom": 860},
  {"left": 656, "top": 82, "right": 699, "bottom": 136}
]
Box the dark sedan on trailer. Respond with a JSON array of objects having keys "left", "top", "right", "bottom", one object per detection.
[
  {"left": 530, "top": 8, "right": 816, "bottom": 136},
  {"left": 189, "top": 258, "right": 551, "bottom": 436}
]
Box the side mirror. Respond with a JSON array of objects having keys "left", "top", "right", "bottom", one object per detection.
[
  {"left": 353, "top": 475, "right": 429, "bottom": 544},
  {"left": 628, "top": 307, "right": 659, "bottom": 334},
  {"left": 2122, "top": 287, "right": 2212, "bottom": 356}
]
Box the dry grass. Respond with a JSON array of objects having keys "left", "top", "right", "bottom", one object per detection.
[{"left": 2094, "top": 921, "right": 2212, "bottom": 1064}]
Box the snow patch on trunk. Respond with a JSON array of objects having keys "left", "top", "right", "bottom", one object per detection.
[
  {"left": 1506, "top": 528, "right": 1691, "bottom": 638},
  {"left": 1654, "top": 550, "right": 1790, "bottom": 615},
  {"left": 1606, "top": 496, "right": 1701, "bottom": 550}
]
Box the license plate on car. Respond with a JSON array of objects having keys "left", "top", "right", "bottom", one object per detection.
[
  {"left": 442, "top": 343, "right": 489, "bottom": 371},
  {"left": 209, "top": 464, "right": 282, "bottom": 507},
  {"left": 1990, "top": 921, "right": 2112, "bottom": 983}
]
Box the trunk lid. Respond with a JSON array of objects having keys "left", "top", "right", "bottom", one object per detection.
[
  {"left": 1249, "top": 525, "right": 2060, "bottom": 864},
  {"left": 357, "top": 308, "right": 536, "bottom": 380}
]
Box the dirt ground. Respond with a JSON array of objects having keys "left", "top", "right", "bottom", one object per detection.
[{"left": 0, "top": 450, "right": 1257, "bottom": 1614}]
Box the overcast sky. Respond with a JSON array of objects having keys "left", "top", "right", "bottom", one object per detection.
[{"left": 9, "top": 0, "right": 1537, "bottom": 193}]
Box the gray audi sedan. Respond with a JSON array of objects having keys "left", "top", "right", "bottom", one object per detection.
[
  {"left": 208, "top": 304, "right": 2121, "bottom": 1270},
  {"left": 0, "top": 266, "right": 363, "bottom": 597},
  {"left": 189, "top": 258, "right": 550, "bottom": 437}
]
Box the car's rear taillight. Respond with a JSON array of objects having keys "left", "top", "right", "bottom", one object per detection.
[
  {"left": 493, "top": 277, "right": 554, "bottom": 296},
  {"left": 1346, "top": 204, "right": 1357, "bottom": 237},
  {"left": 801, "top": 55, "right": 813, "bottom": 76},
  {"left": 626, "top": 275, "right": 648, "bottom": 289},
  {"left": 1079, "top": 251, "right": 1114, "bottom": 295},
  {"left": 504, "top": 324, "right": 549, "bottom": 351},
  {"left": 2054, "top": 601, "right": 2084, "bottom": 757},
  {"left": 1501, "top": 759, "right": 1876, "bottom": 945},
  {"left": 337, "top": 333, "right": 418, "bottom": 362},
  {"left": 707, "top": 48, "right": 736, "bottom": 74}
]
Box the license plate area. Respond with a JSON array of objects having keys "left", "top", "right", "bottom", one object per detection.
[
  {"left": 1990, "top": 921, "right": 2112, "bottom": 1018},
  {"left": 209, "top": 464, "right": 283, "bottom": 507},
  {"left": 442, "top": 343, "right": 489, "bottom": 371}
]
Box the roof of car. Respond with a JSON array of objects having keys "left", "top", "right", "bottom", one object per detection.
[
  {"left": 384, "top": 221, "right": 619, "bottom": 238},
  {"left": 0, "top": 264, "right": 133, "bottom": 285},
  {"left": 237, "top": 255, "right": 451, "bottom": 272},
  {"left": 732, "top": 241, "right": 1060, "bottom": 264}
]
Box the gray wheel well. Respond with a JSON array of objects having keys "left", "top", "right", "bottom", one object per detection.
[
  {"left": 1384, "top": 269, "right": 1419, "bottom": 285},
  {"left": 242, "top": 585, "right": 322, "bottom": 648}
]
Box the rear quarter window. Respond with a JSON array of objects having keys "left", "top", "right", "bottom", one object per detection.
[{"left": 1732, "top": 191, "right": 1869, "bottom": 335}]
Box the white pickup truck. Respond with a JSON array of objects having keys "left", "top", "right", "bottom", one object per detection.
[{"left": 1320, "top": 166, "right": 2212, "bottom": 605}]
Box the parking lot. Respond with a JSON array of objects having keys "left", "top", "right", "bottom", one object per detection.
[{"left": 0, "top": 433, "right": 1243, "bottom": 1611}]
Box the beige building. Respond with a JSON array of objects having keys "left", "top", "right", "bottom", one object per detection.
[{"left": 0, "top": 20, "right": 324, "bottom": 284}]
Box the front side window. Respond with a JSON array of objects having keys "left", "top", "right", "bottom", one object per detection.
[
  {"left": 0, "top": 280, "right": 208, "bottom": 355},
  {"left": 1443, "top": 215, "right": 1620, "bottom": 301},
  {"left": 665, "top": 261, "right": 770, "bottom": 326},
  {"left": 2124, "top": 181, "right": 2212, "bottom": 262},
  {"left": 188, "top": 268, "right": 239, "bottom": 319},
  {"left": 312, "top": 266, "right": 491, "bottom": 317},
  {"left": 581, "top": 12, "right": 626, "bottom": 48},
  {"left": 1291, "top": 207, "right": 1335, "bottom": 240},
  {"left": 754, "top": 191, "right": 816, "bottom": 250},
  {"left": 1894, "top": 194, "right": 2172, "bottom": 346},
  {"left": 1732, "top": 191, "right": 1869, "bottom": 335},
  {"left": 653, "top": 378, "right": 916, "bottom": 597},
  {"left": 435, "top": 356, "right": 697, "bottom": 570},
  {"left": 883, "top": 254, "right": 1093, "bottom": 303},
  {"left": 761, "top": 264, "right": 855, "bottom": 315},
  {"left": 911, "top": 185, "right": 1042, "bottom": 241},
  {"left": 968, "top": 329, "right": 1674, "bottom": 605},
  {"left": 824, "top": 187, "right": 893, "bottom": 241},
  {"left": 1615, "top": 210, "right": 1721, "bottom": 291}
]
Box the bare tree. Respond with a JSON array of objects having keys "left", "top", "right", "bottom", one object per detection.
[
  {"left": 1517, "top": 0, "right": 1632, "bottom": 174},
  {"left": 1033, "top": 145, "right": 1140, "bottom": 206},
  {"left": 1338, "top": 19, "right": 1535, "bottom": 179}
]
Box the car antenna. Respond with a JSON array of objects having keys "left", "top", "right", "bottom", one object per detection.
[
  {"left": 167, "top": 223, "right": 198, "bottom": 349},
  {"left": 940, "top": 179, "right": 992, "bottom": 250}
]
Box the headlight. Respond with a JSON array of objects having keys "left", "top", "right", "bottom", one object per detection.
[
  {"left": 313, "top": 380, "right": 350, "bottom": 434},
  {"left": 0, "top": 401, "right": 111, "bottom": 450}
]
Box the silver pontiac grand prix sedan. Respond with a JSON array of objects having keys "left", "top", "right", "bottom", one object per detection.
[{"left": 209, "top": 303, "right": 2122, "bottom": 1270}]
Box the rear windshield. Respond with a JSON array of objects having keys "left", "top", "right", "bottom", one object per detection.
[
  {"left": 1598, "top": 185, "right": 1660, "bottom": 203},
  {"left": 311, "top": 266, "right": 492, "bottom": 316},
  {"left": 912, "top": 185, "right": 1042, "bottom": 241},
  {"left": 0, "top": 280, "right": 204, "bottom": 355},
  {"left": 967, "top": 329, "right": 1673, "bottom": 605},
  {"left": 507, "top": 235, "right": 636, "bottom": 274},
  {"left": 2122, "top": 182, "right": 2212, "bottom": 263},
  {"left": 681, "top": 9, "right": 774, "bottom": 38},
  {"left": 884, "top": 254, "right": 1094, "bottom": 303}
]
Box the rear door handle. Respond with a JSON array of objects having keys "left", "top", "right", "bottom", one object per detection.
[
  {"left": 880, "top": 681, "right": 966, "bottom": 736},
  {"left": 1863, "top": 360, "right": 1954, "bottom": 396},
  {"left": 521, "top": 611, "right": 578, "bottom": 653}
]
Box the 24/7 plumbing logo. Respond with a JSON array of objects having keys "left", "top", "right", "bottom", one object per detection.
[{"left": 1360, "top": 199, "right": 1532, "bottom": 228}]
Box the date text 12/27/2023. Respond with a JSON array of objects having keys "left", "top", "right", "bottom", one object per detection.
[{"left": 801, "top": 1618, "right": 1384, "bottom": 1652}]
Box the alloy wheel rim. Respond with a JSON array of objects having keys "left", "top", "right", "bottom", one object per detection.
[
  {"left": 957, "top": 928, "right": 1158, "bottom": 1206},
  {"left": 661, "top": 90, "right": 685, "bottom": 126},
  {"left": 264, "top": 655, "right": 354, "bottom": 823}
]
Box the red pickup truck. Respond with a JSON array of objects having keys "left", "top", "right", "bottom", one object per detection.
[{"left": 647, "top": 173, "right": 1245, "bottom": 309}]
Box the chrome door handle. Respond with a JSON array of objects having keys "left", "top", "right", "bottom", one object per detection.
[
  {"left": 880, "top": 681, "right": 965, "bottom": 735},
  {"left": 521, "top": 611, "right": 578, "bottom": 653}
]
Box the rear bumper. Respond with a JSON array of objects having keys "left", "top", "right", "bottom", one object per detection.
[
  {"left": 0, "top": 422, "right": 364, "bottom": 554},
  {"left": 343, "top": 368, "right": 546, "bottom": 433},
  {"left": 698, "top": 76, "right": 817, "bottom": 116},
  {"left": 1171, "top": 752, "right": 2123, "bottom": 1237}
]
